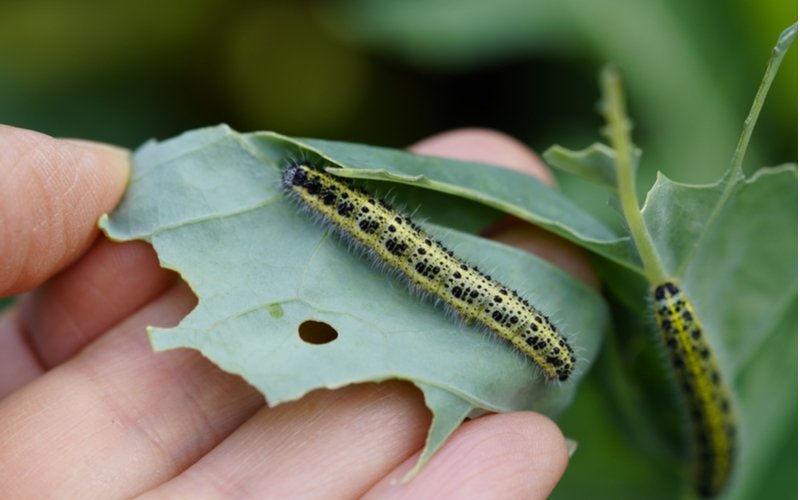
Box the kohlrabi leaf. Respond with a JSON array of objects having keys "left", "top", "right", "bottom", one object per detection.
[{"left": 99, "top": 124, "right": 608, "bottom": 474}]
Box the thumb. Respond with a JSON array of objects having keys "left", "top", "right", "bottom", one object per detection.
[{"left": 0, "top": 125, "right": 130, "bottom": 296}]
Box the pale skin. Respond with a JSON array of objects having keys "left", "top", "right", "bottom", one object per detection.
[{"left": 0, "top": 125, "right": 596, "bottom": 499}]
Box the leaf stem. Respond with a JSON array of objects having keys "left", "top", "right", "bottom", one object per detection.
[
  {"left": 728, "top": 23, "right": 797, "bottom": 181},
  {"left": 704, "top": 23, "right": 798, "bottom": 250},
  {"left": 600, "top": 66, "right": 667, "bottom": 284}
]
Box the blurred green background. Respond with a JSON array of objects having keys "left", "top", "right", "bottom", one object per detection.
[
  {"left": 0, "top": 0, "right": 795, "bottom": 186},
  {"left": 1, "top": 1, "right": 796, "bottom": 498}
]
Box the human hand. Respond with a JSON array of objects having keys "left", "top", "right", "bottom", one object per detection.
[{"left": 0, "top": 125, "right": 593, "bottom": 498}]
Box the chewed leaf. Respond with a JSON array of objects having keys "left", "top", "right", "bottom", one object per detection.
[{"left": 99, "top": 125, "right": 608, "bottom": 474}]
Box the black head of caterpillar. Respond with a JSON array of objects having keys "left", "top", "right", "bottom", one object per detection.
[
  {"left": 282, "top": 161, "right": 577, "bottom": 382},
  {"left": 653, "top": 281, "right": 737, "bottom": 498}
]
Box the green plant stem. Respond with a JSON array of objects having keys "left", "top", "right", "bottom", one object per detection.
[
  {"left": 700, "top": 23, "right": 798, "bottom": 254},
  {"left": 600, "top": 66, "right": 667, "bottom": 285},
  {"left": 726, "top": 22, "right": 797, "bottom": 185}
]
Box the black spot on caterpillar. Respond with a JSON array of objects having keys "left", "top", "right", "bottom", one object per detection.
[
  {"left": 282, "top": 162, "right": 576, "bottom": 381},
  {"left": 653, "top": 281, "right": 736, "bottom": 497}
]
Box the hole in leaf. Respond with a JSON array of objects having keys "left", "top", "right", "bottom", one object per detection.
[{"left": 298, "top": 320, "right": 338, "bottom": 345}]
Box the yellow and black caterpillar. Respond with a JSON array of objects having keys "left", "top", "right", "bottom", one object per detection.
[
  {"left": 282, "top": 162, "right": 576, "bottom": 381},
  {"left": 653, "top": 281, "right": 736, "bottom": 497}
]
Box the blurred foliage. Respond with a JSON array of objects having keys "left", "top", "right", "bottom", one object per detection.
[
  {"left": 1, "top": 1, "right": 795, "bottom": 497},
  {"left": 1, "top": 1, "right": 794, "bottom": 172},
  {"left": 1, "top": 0, "right": 795, "bottom": 229}
]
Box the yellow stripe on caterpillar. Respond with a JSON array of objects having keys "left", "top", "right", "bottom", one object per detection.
[
  {"left": 653, "top": 281, "right": 737, "bottom": 497},
  {"left": 282, "top": 162, "right": 576, "bottom": 381}
]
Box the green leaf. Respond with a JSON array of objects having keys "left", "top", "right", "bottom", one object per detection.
[
  {"left": 640, "top": 172, "right": 726, "bottom": 278},
  {"left": 643, "top": 165, "right": 798, "bottom": 365},
  {"left": 99, "top": 124, "right": 609, "bottom": 473},
  {"left": 544, "top": 142, "right": 642, "bottom": 191},
  {"left": 731, "top": 298, "right": 797, "bottom": 499}
]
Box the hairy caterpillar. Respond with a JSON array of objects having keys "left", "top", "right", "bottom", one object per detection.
[
  {"left": 653, "top": 281, "right": 736, "bottom": 497},
  {"left": 282, "top": 162, "right": 576, "bottom": 381}
]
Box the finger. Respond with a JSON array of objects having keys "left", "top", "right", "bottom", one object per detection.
[
  {"left": 410, "top": 127, "right": 556, "bottom": 186},
  {"left": 0, "top": 309, "right": 41, "bottom": 397},
  {"left": 484, "top": 221, "right": 600, "bottom": 289},
  {"left": 0, "top": 239, "right": 176, "bottom": 398},
  {"left": 363, "top": 412, "right": 569, "bottom": 500},
  {"left": 0, "top": 282, "right": 264, "bottom": 499},
  {"left": 141, "top": 382, "right": 431, "bottom": 499},
  {"left": 18, "top": 238, "right": 177, "bottom": 368},
  {"left": 411, "top": 128, "right": 598, "bottom": 288},
  {"left": 0, "top": 125, "right": 130, "bottom": 296}
]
